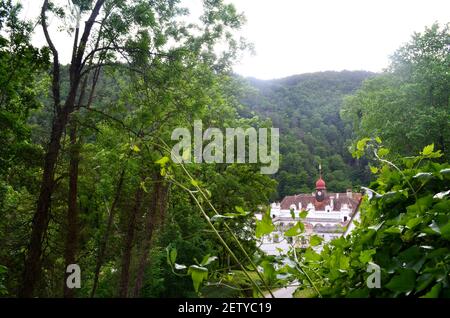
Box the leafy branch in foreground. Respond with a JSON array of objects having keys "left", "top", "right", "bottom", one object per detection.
[
  {"left": 289, "top": 140, "right": 450, "bottom": 297},
  {"left": 153, "top": 139, "right": 275, "bottom": 297}
]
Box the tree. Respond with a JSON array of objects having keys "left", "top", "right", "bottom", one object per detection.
[
  {"left": 0, "top": 0, "right": 49, "bottom": 181},
  {"left": 342, "top": 23, "right": 450, "bottom": 161},
  {"left": 290, "top": 141, "right": 450, "bottom": 298},
  {"left": 0, "top": 0, "right": 49, "bottom": 296},
  {"left": 18, "top": 0, "right": 251, "bottom": 297}
]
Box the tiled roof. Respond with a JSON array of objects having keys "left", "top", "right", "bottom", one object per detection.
[{"left": 280, "top": 192, "right": 362, "bottom": 213}]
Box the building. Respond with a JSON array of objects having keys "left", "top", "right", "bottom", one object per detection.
[{"left": 259, "top": 168, "right": 362, "bottom": 255}]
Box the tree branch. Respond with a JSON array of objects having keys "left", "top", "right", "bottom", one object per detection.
[
  {"left": 41, "top": 0, "right": 61, "bottom": 113},
  {"left": 74, "top": 0, "right": 106, "bottom": 73}
]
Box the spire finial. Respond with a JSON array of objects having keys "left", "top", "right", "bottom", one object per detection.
[{"left": 319, "top": 163, "right": 322, "bottom": 178}]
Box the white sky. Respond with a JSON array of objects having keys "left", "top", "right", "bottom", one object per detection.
[{"left": 17, "top": 0, "right": 450, "bottom": 80}]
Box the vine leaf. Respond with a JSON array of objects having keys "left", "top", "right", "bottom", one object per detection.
[
  {"left": 284, "top": 222, "right": 304, "bottom": 237},
  {"left": 256, "top": 210, "right": 275, "bottom": 238},
  {"left": 188, "top": 265, "right": 208, "bottom": 293},
  {"left": 309, "top": 235, "right": 323, "bottom": 246},
  {"left": 386, "top": 269, "right": 416, "bottom": 293}
]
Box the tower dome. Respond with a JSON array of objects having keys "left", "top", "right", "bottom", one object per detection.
[
  {"left": 315, "top": 163, "right": 326, "bottom": 190},
  {"left": 315, "top": 178, "right": 326, "bottom": 190}
]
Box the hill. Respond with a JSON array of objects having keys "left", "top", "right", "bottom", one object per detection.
[{"left": 239, "top": 71, "right": 376, "bottom": 199}]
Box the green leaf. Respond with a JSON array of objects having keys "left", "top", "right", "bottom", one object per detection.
[
  {"left": 284, "top": 222, "right": 303, "bottom": 237},
  {"left": 440, "top": 221, "right": 450, "bottom": 240},
  {"left": 359, "top": 249, "right": 376, "bottom": 263},
  {"left": 188, "top": 265, "right": 208, "bottom": 293},
  {"left": 170, "top": 248, "right": 177, "bottom": 264},
  {"left": 356, "top": 138, "right": 370, "bottom": 151},
  {"left": 378, "top": 148, "right": 389, "bottom": 157},
  {"left": 201, "top": 255, "right": 218, "bottom": 266},
  {"left": 155, "top": 156, "right": 169, "bottom": 166},
  {"left": 309, "top": 235, "right": 323, "bottom": 246},
  {"left": 422, "top": 144, "right": 434, "bottom": 156},
  {"left": 386, "top": 269, "right": 416, "bottom": 293},
  {"left": 369, "top": 165, "right": 378, "bottom": 174},
  {"left": 339, "top": 255, "right": 350, "bottom": 270},
  {"left": 299, "top": 210, "right": 308, "bottom": 219},
  {"left": 375, "top": 137, "right": 382, "bottom": 144},
  {"left": 256, "top": 211, "right": 275, "bottom": 238},
  {"left": 385, "top": 226, "right": 403, "bottom": 234},
  {"left": 415, "top": 273, "right": 434, "bottom": 293},
  {"left": 132, "top": 144, "right": 140, "bottom": 152},
  {"left": 406, "top": 217, "right": 422, "bottom": 230},
  {"left": 397, "top": 246, "right": 425, "bottom": 273},
  {"left": 235, "top": 206, "right": 246, "bottom": 215},
  {"left": 303, "top": 248, "right": 321, "bottom": 262},
  {"left": 140, "top": 181, "right": 148, "bottom": 193},
  {"left": 261, "top": 261, "right": 276, "bottom": 282},
  {"left": 290, "top": 209, "right": 295, "bottom": 219},
  {"left": 421, "top": 283, "right": 441, "bottom": 298},
  {"left": 166, "top": 246, "right": 177, "bottom": 265}
]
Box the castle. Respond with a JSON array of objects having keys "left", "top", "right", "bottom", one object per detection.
[{"left": 259, "top": 167, "right": 362, "bottom": 254}]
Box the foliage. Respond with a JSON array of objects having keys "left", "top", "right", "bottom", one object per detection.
[
  {"left": 275, "top": 141, "right": 450, "bottom": 298},
  {"left": 342, "top": 23, "right": 450, "bottom": 161},
  {"left": 0, "top": 0, "right": 49, "bottom": 181},
  {"left": 0, "top": 0, "right": 49, "bottom": 295},
  {"left": 0, "top": 0, "right": 278, "bottom": 298},
  {"left": 0, "top": 2, "right": 448, "bottom": 299}
]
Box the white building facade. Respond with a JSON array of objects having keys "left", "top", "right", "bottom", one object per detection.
[{"left": 258, "top": 175, "right": 362, "bottom": 255}]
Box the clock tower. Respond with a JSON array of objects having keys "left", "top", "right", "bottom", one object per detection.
[{"left": 315, "top": 164, "right": 326, "bottom": 202}]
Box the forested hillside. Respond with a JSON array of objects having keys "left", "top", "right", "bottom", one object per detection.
[
  {"left": 0, "top": 0, "right": 276, "bottom": 298},
  {"left": 1, "top": 0, "right": 448, "bottom": 301},
  {"left": 240, "top": 71, "right": 375, "bottom": 199}
]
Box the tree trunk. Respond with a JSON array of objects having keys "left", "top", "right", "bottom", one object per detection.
[
  {"left": 19, "top": 106, "right": 72, "bottom": 297},
  {"left": 19, "top": 0, "right": 106, "bottom": 297},
  {"left": 118, "top": 182, "right": 144, "bottom": 298},
  {"left": 63, "top": 121, "right": 80, "bottom": 298},
  {"left": 132, "top": 173, "right": 169, "bottom": 297},
  {"left": 91, "top": 168, "right": 126, "bottom": 298},
  {"left": 63, "top": 42, "right": 100, "bottom": 297}
]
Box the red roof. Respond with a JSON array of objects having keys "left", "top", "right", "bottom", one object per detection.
[
  {"left": 315, "top": 178, "right": 326, "bottom": 189},
  {"left": 280, "top": 192, "right": 362, "bottom": 213}
]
